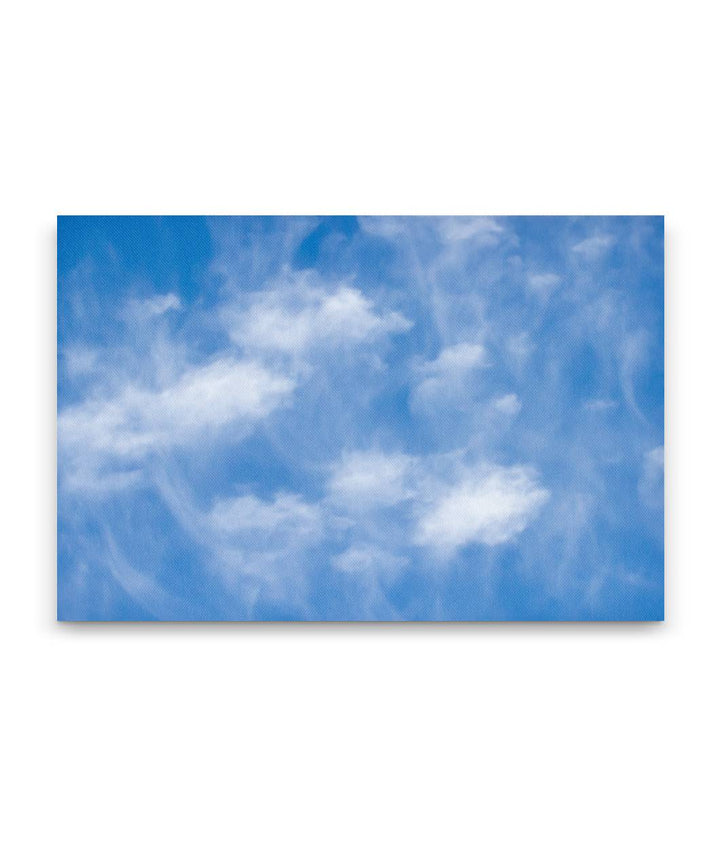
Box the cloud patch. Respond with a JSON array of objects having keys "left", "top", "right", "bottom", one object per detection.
[
  {"left": 414, "top": 464, "right": 550, "bottom": 551},
  {"left": 123, "top": 293, "right": 182, "bottom": 323},
  {"left": 225, "top": 275, "right": 412, "bottom": 357},
  {"left": 59, "top": 358, "right": 295, "bottom": 489},
  {"left": 328, "top": 450, "right": 415, "bottom": 509},
  {"left": 412, "top": 342, "right": 489, "bottom": 405},
  {"left": 492, "top": 393, "right": 522, "bottom": 416},
  {"left": 572, "top": 234, "right": 615, "bottom": 260}
]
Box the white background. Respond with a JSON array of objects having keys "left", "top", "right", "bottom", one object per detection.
[{"left": 2, "top": 2, "right": 718, "bottom": 853}]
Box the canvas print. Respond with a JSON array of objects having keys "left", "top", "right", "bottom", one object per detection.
[{"left": 57, "top": 216, "right": 664, "bottom": 620}]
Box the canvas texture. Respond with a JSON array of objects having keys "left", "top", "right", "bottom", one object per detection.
[{"left": 57, "top": 216, "right": 664, "bottom": 620}]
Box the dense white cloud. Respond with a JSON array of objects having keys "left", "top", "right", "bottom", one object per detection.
[
  {"left": 414, "top": 465, "right": 549, "bottom": 551},
  {"left": 327, "top": 449, "right": 549, "bottom": 559},
  {"left": 225, "top": 277, "right": 412, "bottom": 356},
  {"left": 60, "top": 358, "right": 294, "bottom": 456},
  {"left": 59, "top": 357, "right": 295, "bottom": 489}
]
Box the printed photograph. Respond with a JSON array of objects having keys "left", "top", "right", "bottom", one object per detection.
[{"left": 57, "top": 216, "right": 664, "bottom": 620}]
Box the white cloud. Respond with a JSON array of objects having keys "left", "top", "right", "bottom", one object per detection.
[
  {"left": 327, "top": 450, "right": 550, "bottom": 557},
  {"left": 225, "top": 278, "right": 412, "bottom": 356},
  {"left": 492, "top": 393, "right": 522, "bottom": 416},
  {"left": 58, "top": 357, "right": 295, "bottom": 488},
  {"left": 359, "top": 216, "right": 505, "bottom": 253},
  {"left": 153, "top": 475, "right": 325, "bottom": 592},
  {"left": 414, "top": 465, "right": 549, "bottom": 551},
  {"left": 419, "top": 343, "right": 488, "bottom": 375},
  {"left": 60, "top": 358, "right": 294, "bottom": 456},
  {"left": 572, "top": 235, "right": 615, "bottom": 260},
  {"left": 208, "top": 492, "right": 321, "bottom": 538},
  {"left": 412, "top": 343, "right": 489, "bottom": 404},
  {"left": 328, "top": 450, "right": 415, "bottom": 509},
  {"left": 360, "top": 215, "right": 504, "bottom": 245},
  {"left": 435, "top": 217, "right": 504, "bottom": 245},
  {"left": 153, "top": 358, "right": 293, "bottom": 425}
]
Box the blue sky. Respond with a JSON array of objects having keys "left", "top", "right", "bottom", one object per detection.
[{"left": 57, "top": 216, "right": 663, "bottom": 620}]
